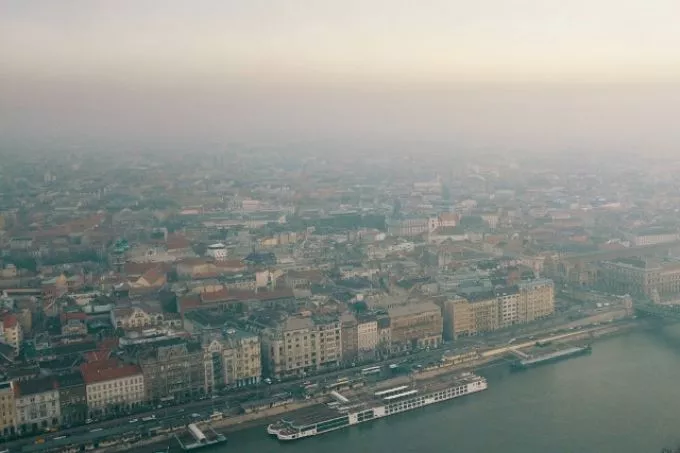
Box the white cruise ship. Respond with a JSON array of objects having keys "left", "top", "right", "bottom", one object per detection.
[{"left": 267, "top": 373, "right": 488, "bottom": 441}]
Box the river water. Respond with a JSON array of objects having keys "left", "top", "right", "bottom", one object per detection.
[{"left": 223, "top": 325, "right": 680, "bottom": 453}]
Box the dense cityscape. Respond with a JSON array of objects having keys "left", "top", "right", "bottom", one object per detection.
[
  {"left": 4, "top": 2, "right": 680, "bottom": 452},
  {"left": 0, "top": 147, "right": 679, "bottom": 452}
]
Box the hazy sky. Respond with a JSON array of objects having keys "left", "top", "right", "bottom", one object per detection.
[{"left": 2, "top": 1, "right": 680, "bottom": 151}]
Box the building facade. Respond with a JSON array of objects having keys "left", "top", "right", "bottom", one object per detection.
[
  {"left": 133, "top": 339, "right": 206, "bottom": 403},
  {"left": 14, "top": 377, "right": 60, "bottom": 435},
  {"left": 262, "top": 316, "right": 341, "bottom": 378},
  {"left": 388, "top": 302, "right": 443, "bottom": 352},
  {"left": 518, "top": 279, "right": 555, "bottom": 322},
  {"left": 340, "top": 313, "right": 358, "bottom": 364},
  {"left": 0, "top": 313, "right": 23, "bottom": 353},
  {"left": 56, "top": 372, "right": 87, "bottom": 427},
  {"left": 600, "top": 258, "right": 680, "bottom": 300},
  {"left": 0, "top": 381, "right": 16, "bottom": 437},
  {"left": 203, "top": 328, "right": 261, "bottom": 392},
  {"left": 444, "top": 279, "right": 555, "bottom": 339},
  {"left": 81, "top": 361, "right": 145, "bottom": 417},
  {"left": 356, "top": 315, "right": 379, "bottom": 360},
  {"left": 443, "top": 297, "right": 475, "bottom": 340}
]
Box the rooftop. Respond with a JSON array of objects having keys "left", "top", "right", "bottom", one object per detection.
[
  {"left": 80, "top": 360, "right": 142, "bottom": 384},
  {"left": 388, "top": 301, "right": 441, "bottom": 318}
]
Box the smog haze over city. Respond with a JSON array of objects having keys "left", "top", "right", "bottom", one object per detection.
[
  {"left": 4, "top": 2, "right": 680, "bottom": 453},
  {"left": 3, "top": 1, "right": 680, "bottom": 153}
]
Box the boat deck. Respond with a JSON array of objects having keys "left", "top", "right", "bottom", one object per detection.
[
  {"left": 278, "top": 404, "right": 345, "bottom": 427},
  {"left": 281, "top": 373, "right": 485, "bottom": 428}
]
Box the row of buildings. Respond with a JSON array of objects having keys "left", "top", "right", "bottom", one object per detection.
[
  {"left": 443, "top": 279, "right": 555, "bottom": 339},
  {"left": 0, "top": 326, "right": 261, "bottom": 437},
  {"left": 0, "top": 274, "right": 554, "bottom": 436}
]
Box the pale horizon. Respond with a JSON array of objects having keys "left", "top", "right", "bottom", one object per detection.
[{"left": 2, "top": 0, "right": 680, "bottom": 151}]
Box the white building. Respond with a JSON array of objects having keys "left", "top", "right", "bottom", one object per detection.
[
  {"left": 81, "top": 362, "right": 145, "bottom": 416},
  {"left": 206, "top": 243, "right": 228, "bottom": 261},
  {"left": 631, "top": 231, "right": 679, "bottom": 247},
  {"left": 14, "top": 377, "right": 61, "bottom": 435}
]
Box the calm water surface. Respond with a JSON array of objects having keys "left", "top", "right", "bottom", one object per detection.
[{"left": 224, "top": 326, "right": 680, "bottom": 453}]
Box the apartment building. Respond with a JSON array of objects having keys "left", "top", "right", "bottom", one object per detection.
[
  {"left": 203, "top": 328, "right": 261, "bottom": 391},
  {"left": 0, "top": 313, "right": 23, "bottom": 353},
  {"left": 388, "top": 302, "right": 443, "bottom": 352},
  {"left": 14, "top": 377, "right": 60, "bottom": 435},
  {"left": 468, "top": 295, "right": 499, "bottom": 333},
  {"left": 600, "top": 258, "right": 680, "bottom": 300},
  {"left": 377, "top": 316, "right": 391, "bottom": 357},
  {"left": 130, "top": 338, "right": 206, "bottom": 403},
  {"left": 261, "top": 315, "right": 341, "bottom": 378},
  {"left": 497, "top": 287, "right": 520, "bottom": 328},
  {"left": 0, "top": 381, "right": 16, "bottom": 437},
  {"left": 443, "top": 297, "right": 475, "bottom": 340},
  {"left": 56, "top": 372, "right": 87, "bottom": 427},
  {"left": 518, "top": 279, "right": 555, "bottom": 322},
  {"left": 81, "top": 361, "right": 145, "bottom": 417},
  {"left": 357, "top": 315, "right": 379, "bottom": 360},
  {"left": 444, "top": 279, "right": 555, "bottom": 340},
  {"left": 340, "top": 313, "right": 358, "bottom": 364}
]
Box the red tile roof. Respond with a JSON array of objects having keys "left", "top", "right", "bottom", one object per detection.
[
  {"left": 178, "top": 294, "right": 200, "bottom": 313},
  {"left": 80, "top": 360, "right": 142, "bottom": 384},
  {"left": 84, "top": 350, "right": 111, "bottom": 363},
  {"left": 138, "top": 266, "right": 166, "bottom": 286},
  {"left": 124, "top": 261, "right": 162, "bottom": 277},
  {"left": 214, "top": 260, "right": 246, "bottom": 271},
  {"left": 2, "top": 314, "right": 18, "bottom": 329},
  {"left": 166, "top": 233, "right": 191, "bottom": 251}
]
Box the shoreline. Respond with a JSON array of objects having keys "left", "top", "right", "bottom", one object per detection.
[{"left": 116, "top": 320, "right": 639, "bottom": 452}]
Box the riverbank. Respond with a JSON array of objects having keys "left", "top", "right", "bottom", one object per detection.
[{"left": 117, "top": 319, "right": 639, "bottom": 453}]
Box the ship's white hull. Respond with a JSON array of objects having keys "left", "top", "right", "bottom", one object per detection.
[{"left": 276, "top": 378, "right": 488, "bottom": 441}]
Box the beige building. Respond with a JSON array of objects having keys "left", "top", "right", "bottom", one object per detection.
[
  {"left": 497, "top": 288, "right": 520, "bottom": 328},
  {"left": 203, "top": 328, "right": 261, "bottom": 391},
  {"left": 0, "top": 381, "right": 16, "bottom": 437},
  {"left": 469, "top": 296, "right": 499, "bottom": 333},
  {"left": 444, "top": 279, "right": 554, "bottom": 340},
  {"left": 111, "top": 304, "right": 181, "bottom": 330},
  {"left": 81, "top": 361, "right": 145, "bottom": 416},
  {"left": 443, "top": 297, "right": 475, "bottom": 340},
  {"left": 518, "top": 279, "right": 555, "bottom": 322},
  {"left": 357, "top": 315, "right": 379, "bottom": 359},
  {"left": 388, "top": 302, "right": 443, "bottom": 352},
  {"left": 262, "top": 315, "right": 341, "bottom": 378}
]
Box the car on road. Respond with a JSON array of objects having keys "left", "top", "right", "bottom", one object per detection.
[
  {"left": 90, "top": 428, "right": 103, "bottom": 433},
  {"left": 128, "top": 418, "right": 139, "bottom": 424},
  {"left": 85, "top": 418, "right": 95, "bottom": 424},
  {"left": 142, "top": 415, "right": 156, "bottom": 422},
  {"left": 264, "top": 378, "right": 273, "bottom": 384},
  {"left": 53, "top": 435, "right": 68, "bottom": 441}
]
